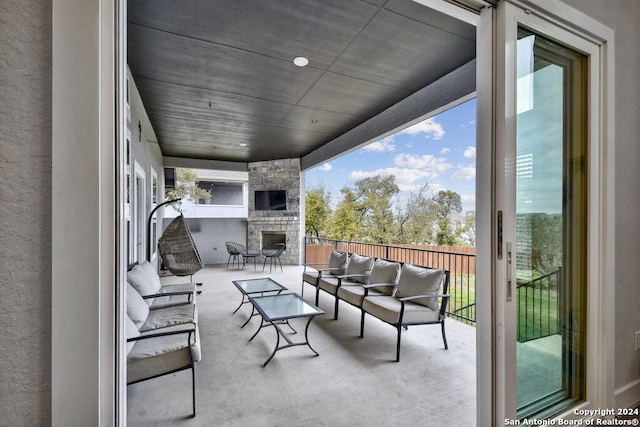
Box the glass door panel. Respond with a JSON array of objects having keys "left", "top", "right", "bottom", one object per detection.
[{"left": 515, "top": 27, "right": 587, "bottom": 419}]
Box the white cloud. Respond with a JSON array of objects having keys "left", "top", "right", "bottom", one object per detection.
[
  {"left": 427, "top": 183, "right": 446, "bottom": 194},
  {"left": 318, "top": 163, "right": 332, "bottom": 171},
  {"left": 363, "top": 137, "right": 396, "bottom": 152},
  {"left": 349, "top": 167, "right": 436, "bottom": 192},
  {"left": 440, "top": 147, "right": 450, "bottom": 154},
  {"left": 393, "top": 153, "right": 452, "bottom": 175},
  {"left": 399, "top": 117, "right": 445, "bottom": 140},
  {"left": 463, "top": 146, "right": 476, "bottom": 159},
  {"left": 452, "top": 164, "right": 476, "bottom": 180}
]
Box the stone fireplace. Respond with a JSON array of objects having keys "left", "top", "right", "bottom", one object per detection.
[
  {"left": 262, "top": 232, "right": 286, "bottom": 250},
  {"left": 247, "top": 158, "right": 301, "bottom": 265}
]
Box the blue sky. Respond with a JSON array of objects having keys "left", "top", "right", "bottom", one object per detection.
[{"left": 305, "top": 98, "right": 477, "bottom": 214}]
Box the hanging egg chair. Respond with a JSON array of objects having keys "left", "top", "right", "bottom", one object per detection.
[{"left": 158, "top": 214, "right": 203, "bottom": 279}]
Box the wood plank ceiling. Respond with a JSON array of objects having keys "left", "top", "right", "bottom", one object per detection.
[{"left": 127, "top": 0, "right": 476, "bottom": 164}]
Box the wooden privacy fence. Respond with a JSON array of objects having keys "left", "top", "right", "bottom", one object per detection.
[{"left": 304, "top": 238, "right": 476, "bottom": 277}]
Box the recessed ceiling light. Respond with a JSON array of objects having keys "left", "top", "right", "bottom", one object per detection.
[
  {"left": 293, "top": 56, "right": 309, "bottom": 67},
  {"left": 238, "top": 143, "right": 247, "bottom": 147}
]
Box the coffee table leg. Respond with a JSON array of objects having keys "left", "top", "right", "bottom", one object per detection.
[
  {"left": 262, "top": 323, "right": 281, "bottom": 367},
  {"left": 304, "top": 316, "right": 320, "bottom": 357},
  {"left": 260, "top": 316, "right": 320, "bottom": 367},
  {"left": 232, "top": 294, "right": 246, "bottom": 314},
  {"left": 249, "top": 318, "right": 265, "bottom": 342},
  {"left": 241, "top": 305, "right": 256, "bottom": 328}
]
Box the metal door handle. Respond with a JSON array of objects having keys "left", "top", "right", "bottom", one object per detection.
[{"left": 506, "top": 241, "right": 513, "bottom": 302}]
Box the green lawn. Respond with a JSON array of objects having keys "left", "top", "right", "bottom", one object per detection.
[{"left": 445, "top": 274, "right": 560, "bottom": 341}]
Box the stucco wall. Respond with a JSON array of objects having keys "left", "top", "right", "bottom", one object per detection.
[
  {"left": 162, "top": 217, "right": 248, "bottom": 265},
  {"left": 561, "top": 0, "right": 640, "bottom": 395},
  {"left": 128, "top": 69, "right": 165, "bottom": 266},
  {"left": 0, "top": 0, "right": 52, "bottom": 424}
]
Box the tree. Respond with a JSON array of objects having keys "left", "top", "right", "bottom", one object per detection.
[
  {"left": 458, "top": 210, "right": 476, "bottom": 247},
  {"left": 432, "top": 190, "right": 463, "bottom": 246},
  {"left": 165, "top": 168, "right": 211, "bottom": 209},
  {"left": 328, "top": 188, "right": 362, "bottom": 241},
  {"left": 305, "top": 185, "right": 331, "bottom": 238},
  {"left": 352, "top": 175, "right": 399, "bottom": 243},
  {"left": 432, "top": 190, "right": 462, "bottom": 220},
  {"left": 395, "top": 184, "right": 437, "bottom": 244}
]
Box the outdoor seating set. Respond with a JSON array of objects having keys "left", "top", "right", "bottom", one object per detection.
[
  {"left": 302, "top": 250, "right": 451, "bottom": 362},
  {"left": 125, "top": 261, "right": 201, "bottom": 417},
  {"left": 225, "top": 241, "right": 285, "bottom": 272}
]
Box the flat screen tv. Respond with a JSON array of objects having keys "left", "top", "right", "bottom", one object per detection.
[{"left": 254, "top": 190, "right": 286, "bottom": 211}]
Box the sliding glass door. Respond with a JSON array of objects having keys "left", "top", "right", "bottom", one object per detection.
[{"left": 489, "top": 1, "right": 612, "bottom": 422}]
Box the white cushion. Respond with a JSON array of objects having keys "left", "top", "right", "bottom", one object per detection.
[
  {"left": 138, "top": 261, "right": 162, "bottom": 292},
  {"left": 394, "top": 265, "right": 444, "bottom": 310},
  {"left": 328, "top": 250, "right": 348, "bottom": 276},
  {"left": 125, "top": 314, "right": 140, "bottom": 354},
  {"left": 127, "top": 324, "right": 200, "bottom": 384},
  {"left": 126, "top": 283, "right": 149, "bottom": 328},
  {"left": 345, "top": 254, "right": 374, "bottom": 284},
  {"left": 127, "top": 265, "right": 159, "bottom": 306}
]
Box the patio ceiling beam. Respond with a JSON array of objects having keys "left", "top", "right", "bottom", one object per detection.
[{"left": 300, "top": 59, "right": 476, "bottom": 171}]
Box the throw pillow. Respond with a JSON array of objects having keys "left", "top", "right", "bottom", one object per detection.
[
  {"left": 127, "top": 265, "right": 158, "bottom": 305},
  {"left": 369, "top": 259, "right": 401, "bottom": 295},
  {"left": 138, "top": 261, "right": 162, "bottom": 293},
  {"left": 395, "top": 264, "right": 444, "bottom": 310},
  {"left": 345, "top": 253, "right": 374, "bottom": 284},
  {"left": 126, "top": 283, "right": 150, "bottom": 328},
  {"left": 328, "top": 250, "right": 348, "bottom": 276},
  {"left": 125, "top": 314, "right": 140, "bottom": 354}
]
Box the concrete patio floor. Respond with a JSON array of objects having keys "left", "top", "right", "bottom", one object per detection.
[{"left": 127, "top": 264, "right": 477, "bottom": 426}]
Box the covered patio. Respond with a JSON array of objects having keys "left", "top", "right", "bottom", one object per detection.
[{"left": 127, "top": 265, "right": 477, "bottom": 425}]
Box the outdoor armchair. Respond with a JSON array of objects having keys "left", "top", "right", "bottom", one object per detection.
[
  {"left": 126, "top": 314, "right": 200, "bottom": 418},
  {"left": 301, "top": 249, "right": 348, "bottom": 298},
  {"left": 337, "top": 258, "right": 401, "bottom": 318},
  {"left": 360, "top": 264, "right": 450, "bottom": 362},
  {"left": 317, "top": 253, "right": 374, "bottom": 319},
  {"left": 128, "top": 260, "right": 198, "bottom": 308}
]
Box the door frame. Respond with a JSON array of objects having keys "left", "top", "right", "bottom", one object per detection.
[
  {"left": 479, "top": 0, "right": 616, "bottom": 423},
  {"left": 50, "top": 0, "right": 614, "bottom": 424}
]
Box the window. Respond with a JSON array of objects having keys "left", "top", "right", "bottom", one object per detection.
[
  {"left": 195, "top": 181, "right": 244, "bottom": 205},
  {"left": 150, "top": 167, "right": 158, "bottom": 259}
]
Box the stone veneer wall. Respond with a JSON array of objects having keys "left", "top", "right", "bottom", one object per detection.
[{"left": 247, "top": 158, "right": 301, "bottom": 265}]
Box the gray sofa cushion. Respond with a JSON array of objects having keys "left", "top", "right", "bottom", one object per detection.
[
  {"left": 362, "top": 295, "right": 441, "bottom": 324},
  {"left": 318, "top": 275, "right": 340, "bottom": 295},
  {"left": 337, "top": 284, "right": 389, "bottom": 307},
  {"left": 140, "top": 303, "right": 197, "bottom": 332},
  {"left": 302, "top": 269, "right": 321, "bottom": 286},
  {"left": 369, "top": 259, "right": 401, "bottom": 295},
  {"left": 394, "top": 265, "right": 444, "bottom": 310},
  {"left": 328, "top": 250, "right": 348, "bottom": 275},
  {"left": 345, "top": 254, "right": 374, "bottom": 284}
]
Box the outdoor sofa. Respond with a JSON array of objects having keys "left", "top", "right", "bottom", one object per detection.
[
  {"left": 302, "top": 250, "right": 450, "bottom": 361},
  {"left": 125, "top": 261, "right": 201, "bottom": 417}
]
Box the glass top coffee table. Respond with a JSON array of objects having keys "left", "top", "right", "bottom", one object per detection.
[
  {"left": 248, "top": 293, "right": 325, "bottom": 367},
  {"left": 232, "top": 278, "right": 287, "bottom": 328}
]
